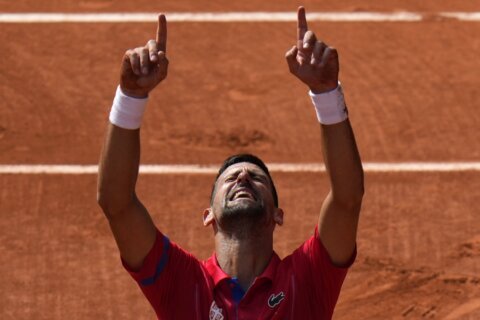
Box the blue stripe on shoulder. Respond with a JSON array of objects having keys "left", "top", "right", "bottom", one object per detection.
[{"left": 140, "top": 235, "right": 170, "bottom": 286}]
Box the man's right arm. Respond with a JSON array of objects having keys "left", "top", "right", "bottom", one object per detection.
[
  {"left": 97, "top": 14, "right": 168, "bottom": 270},
  {"left": 285, "top": 7, "right": 363, "bottom": 266}
]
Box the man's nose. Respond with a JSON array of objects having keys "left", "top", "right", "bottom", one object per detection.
[{"left": 236, "top": 168, "right": 251, "bottom": 183}]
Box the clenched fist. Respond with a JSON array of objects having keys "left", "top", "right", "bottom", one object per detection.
[
  {"left": 120, "top": 14, "right": 169, "bottom": 98},
  {"left": 286, "top": 7, "right": 339, "bottom": 94}
]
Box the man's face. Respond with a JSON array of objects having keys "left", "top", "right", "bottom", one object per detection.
[{"left": 209, "top": 162, "right": 277, "bottom": 229}]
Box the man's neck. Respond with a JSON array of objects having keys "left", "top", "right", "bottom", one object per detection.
[{"left": 215, "top": 231, "right": 273, "bottom": 292}]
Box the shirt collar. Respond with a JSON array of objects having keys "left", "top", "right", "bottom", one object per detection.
[{"left": 205, "top": 251, "right": 281, "bottom": 287}]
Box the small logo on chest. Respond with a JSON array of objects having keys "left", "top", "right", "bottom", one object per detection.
[
  {"left": 268, "top": 291, "right": 285, "bottom": 308},
  {"left": 209, "top": 301, "right": 224, "bottom": 320}
]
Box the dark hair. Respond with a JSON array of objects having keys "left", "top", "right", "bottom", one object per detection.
[{"left": 210, "top": 154, "right": 278, "bottom": 207}]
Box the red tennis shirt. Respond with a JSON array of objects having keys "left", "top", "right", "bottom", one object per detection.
[{"left": 123, "top": 227, "right": 355, "bottom": 319}]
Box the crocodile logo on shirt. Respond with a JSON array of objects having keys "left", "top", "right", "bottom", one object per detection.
[
  {"left": 268, "top": 291, "right": 285, "bottom": 308},
  {"left": 209, "top": 300, "right": 224, "bottom": 320}
]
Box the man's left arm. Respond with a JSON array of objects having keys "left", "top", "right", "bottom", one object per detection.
[{"left": 286, "top": 7, "right": 364, "bottom": 266}]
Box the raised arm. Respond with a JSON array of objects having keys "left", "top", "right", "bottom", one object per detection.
[
  {"left": 286, "top": 7, "right": 364, "bottom": 266},
  {"left": 97, "top": 15, "right": 169, "bottom": 270}
]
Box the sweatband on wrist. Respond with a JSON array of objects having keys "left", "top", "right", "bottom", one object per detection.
[
  {"left": 109, "top": 86, "right": 148, "bottom": 130},
  {"left": 309, "top": 82, "right": 348, "bottom": 125}
]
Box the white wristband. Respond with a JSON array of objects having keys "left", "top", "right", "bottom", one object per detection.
[
  {"left": 309, "top": 82, "right": 348, "bottom": 125},
  {"left": 109, "top": 86, "right": 148, "bottom": 130}
]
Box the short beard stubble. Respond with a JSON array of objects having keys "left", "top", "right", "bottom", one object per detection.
[{"left": 218, "top": 197, "right": 267, "bottom": 238}]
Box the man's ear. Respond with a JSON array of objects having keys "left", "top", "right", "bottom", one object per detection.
[
  {"left": 203, "top": 208, "right": 214, "bottom": 227},
  {"left": 273, "top": 208, "right": 284, "bottom": 226}
]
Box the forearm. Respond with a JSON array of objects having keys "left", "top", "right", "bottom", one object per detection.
[
  {"left": 97, "top": 123, "right": 141, "bottom": 217},
  {"left": 321, "top": 119, "right": 364, "bottom": 206}
]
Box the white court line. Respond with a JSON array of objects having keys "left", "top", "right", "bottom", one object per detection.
[
  {"left": 0, "top": 12, "right": 479, "bottom": 23},
  {"left": 1, "top": 162, "right": 480, "bottom": 174},
  {"left": 440, "top": 12, "right": 480, "bottom": 21}
]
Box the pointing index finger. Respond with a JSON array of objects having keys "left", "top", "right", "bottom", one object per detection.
[
  {"left": 156, "top": 14, "right": 167, "bottom": 53},
  {"left": 297, "top": 6, "right": 308, "bottom": 49}
]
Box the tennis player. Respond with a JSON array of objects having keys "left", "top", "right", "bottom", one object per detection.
[{"left": 98, "top": 6, "right": 364, "bottom": 319}]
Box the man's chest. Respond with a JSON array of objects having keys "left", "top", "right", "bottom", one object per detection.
[{"left": 205, "top": 274, "right": 312, "bottom": 320}]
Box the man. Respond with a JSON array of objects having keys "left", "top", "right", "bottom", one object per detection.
[{"left": 98, "top": 6, "right": 364, "bottom": 320}]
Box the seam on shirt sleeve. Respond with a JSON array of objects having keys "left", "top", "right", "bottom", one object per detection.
[{"left": 140, "top": 235, "right": 171, "bottom": 286}]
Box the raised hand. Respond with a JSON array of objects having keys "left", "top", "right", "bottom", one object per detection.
[
  {"left": 120, "top": 14, "right": 169, "bottom": 98},
  {"left": 285, "top": 7, "right": 339, "bottom": 94}
]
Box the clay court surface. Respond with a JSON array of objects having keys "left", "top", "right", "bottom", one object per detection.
[{"left": 1, "top": 1, "right": 479, "bottom": 319}]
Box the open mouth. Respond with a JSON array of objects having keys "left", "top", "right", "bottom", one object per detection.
[{"left": 229, "top": 188, "right": 256, "bottom": 201}]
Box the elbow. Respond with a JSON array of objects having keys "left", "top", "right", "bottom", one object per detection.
[
  {"left": 332, "top": 178, "right": 365, "bottom": 210},
  {"left": 339, "top": 189, "right": 364, "bottom": 210},
  {"left": 97, "top": 185, "right": 134, "bottom": 219},
  {"left": 97, "top": 190, "right": 109, "bottom": 215},
  {"left": 97, "top": 178, "right": 108, "bottom": 212},
  {"left": 349, "top": 170, "right": 365, "bottom": 206},
  {"left": 353, "top": 176, "right": 365, "bottom": 203},
  {"left": 332, "top": 191, "right": 364, "bottom": 214},
  {"left": 97, "top": 188, "right": 112, "bottom": 218},
  {"left": 354, "top": 184, "right": 365, "bottom": 208}
]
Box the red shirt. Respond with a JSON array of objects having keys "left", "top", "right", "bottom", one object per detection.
[{"left": 123, "top": 228, "right": 355, "bottom": 320}]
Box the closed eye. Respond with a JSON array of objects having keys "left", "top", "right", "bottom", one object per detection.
[
  {"left": 251, "top": 174, "right": 267, "bottom": 183},
  {"left": 225, "top": 175, "right": 237, "bottom": 182},
  {"left": 223, "top": 169, "right": 268, "bottom": 183}
]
